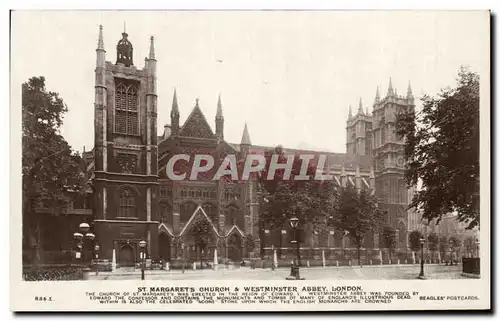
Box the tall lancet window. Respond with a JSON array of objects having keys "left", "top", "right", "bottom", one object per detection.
[
  {"left": 115, "top": 80, "right": 139, "bottom": 135},
  {"left": 118, "top": 188, "right": 136, "bottom": 218}
]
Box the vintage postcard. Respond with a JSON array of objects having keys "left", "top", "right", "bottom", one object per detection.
[{"left": 10, "top": 10, "right": 490, "bottom": 311}]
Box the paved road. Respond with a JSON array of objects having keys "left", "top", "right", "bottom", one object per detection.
[{"left": 89, "top": 264, "right": 465, "bottom": 281}]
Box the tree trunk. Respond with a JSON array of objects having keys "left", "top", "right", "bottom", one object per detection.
[{"left": 357, "top": 245, "right": 361, "bottom": 266}]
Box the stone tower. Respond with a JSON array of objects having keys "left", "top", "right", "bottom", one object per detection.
[
  {"left": 346, "top": 97, "right": 373, "bottom": 156},
  {"left": 371, "top": 78, "right": 415, "bottom": 248},
  {"left": 93, "top": 26, "right": 159, "bottom": 263}
]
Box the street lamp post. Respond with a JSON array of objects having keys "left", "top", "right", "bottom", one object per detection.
[
  {"left": 181, "top": 242, "right": 185, "bottom": 274},
  {"left": 139, "top": 240, "right": 147, "bottom": 280},
  {"left": 475, "top": 238, "right": 480, "bottom": 258},
  {"left": 73, "top": 222, "right": 95, "bottom": 267},
  {"left": 286, "top": 216, "right": 304, "bottom": 280},
  {"left": 418, "top": 237, "right": 426, "bottom": 279},
  {"left": 94, "top": 244, "right": 100, "bottom": 276}
]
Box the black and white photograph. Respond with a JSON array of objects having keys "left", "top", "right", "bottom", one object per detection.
[{"left": 10, "top": 9, "right": 490, "bottom": 311}]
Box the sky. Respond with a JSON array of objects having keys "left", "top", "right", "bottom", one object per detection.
[{"left": 11, "top": 10, "right": 489, "bottom": 154}]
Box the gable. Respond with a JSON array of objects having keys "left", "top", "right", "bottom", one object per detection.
[
  {"left": 178, "top": 106, "right": 216, "bottom": 139},
  {"left": 179, "top": 205, "right": 219, "bottom": 237}
]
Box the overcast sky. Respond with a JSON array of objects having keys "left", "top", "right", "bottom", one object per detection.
[{"left": 12, "top": 10, "right": 488, "bottom": 153}]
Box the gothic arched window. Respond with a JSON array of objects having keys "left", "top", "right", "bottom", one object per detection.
[
  {"left": 226, "top": 205, "right": 244, "bottom": 230},
  {"left": 398, "top": 221, "right": 406, "bottom": 247},
  {"left": 380, "top": 118, "right": 386, "bottom": 145},
  {"left": 118, "top": 188, "right": 136, "bottom": 218},
  {"left": 115, "top": 80, "right": 139, "bottom": 135},
  {"left": 159, "top": 202, "right": 173, "bottom": 225},
  {"left": 351, "top": 133, "right": 357, "bottom": 155},
  {"left": 180, "top": 201, "right": 197, "bottom": 223},
  {"left": 202, "top": 203, "right": 217, "bottom": 223},
  {"left": 398, "top": 179, "right": 407, "bottom": 204}
]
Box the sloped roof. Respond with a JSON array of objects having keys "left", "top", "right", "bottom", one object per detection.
[
  {"left": 179, "top": 205, "right": 220, "bottom": 237},
  {"left": 158, "top": 223, "right": 174, "bottom": 236},
  {"left": 224, "top": 224, "right": 245, "bottom": 238},
  {"left": 177, "top": 102, "right": 216, "bottom": 139},
  {"left": 227, "top": 143, "right": 372, "bottom": 171}
]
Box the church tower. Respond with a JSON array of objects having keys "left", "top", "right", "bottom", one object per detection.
[
  {"left": 93, "top": 26, "right": 159, "bottom": 263},
  {"left": 371, "top": 78, "right": 415, "bottom": 248},
  {"left": 346, "top": 97, "right": 373, "bottom": 156}
]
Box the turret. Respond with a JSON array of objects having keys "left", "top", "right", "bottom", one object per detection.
[
  {"left": 369, "top": 166, "right": 375, "bottom": 194},
  {"left": 145, "top": 36, "right": 157, "bottom": 175},
  {"left": 407, "top": 81, "right": 414, "bottom": 101},
  {"left": 355, "top": 164, "right": 362, "bottom": 190},
  {"left": 357, "top": 97, "right": 364, "bottom": 115},
  {"left": 240, "top": 122, "right": 252, "bottom": 155},
  {"left": 374, "top": 86, "right": 380, "bottom": 105},
  {"left": 387, "top": 78, "right": 394, "bottom": 97},
  {"left": 171, "top": 89, "right": 180, "bottom": 135},
  {"left": 116, "top": 27, "right": 133, "bottom": 67},
  {"left": 94, "top": 25, "right": 107, "bottom": 172},
  {"left": 215, "top": 94, "right": 224, "bottom": 140}
]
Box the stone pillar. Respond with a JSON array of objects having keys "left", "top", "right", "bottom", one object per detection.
[{"left": 173, "top": 200, "right": 180, "bottom": 235}]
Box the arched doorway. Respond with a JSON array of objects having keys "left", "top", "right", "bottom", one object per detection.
[
  {"left": 227, "top": 234, "right": 242, "bottom": 262},
  {"left": 118, "top": 243, "right": 135, "bottom": 267},
  {"left": 159, "top": 233, "right": 171, "bottom": 261}
]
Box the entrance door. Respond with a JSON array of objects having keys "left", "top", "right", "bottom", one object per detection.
[
  {"left": 227, "top": 234, "right": 242, "bottom": 262},
  {"left": 119, "top": 244, "right": 135, "bottom": 267},
  {"left": 159, "top": 233, "right": 171, "bottom": 261}
]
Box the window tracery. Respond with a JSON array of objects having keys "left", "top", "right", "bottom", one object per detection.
[
  {"left": 118, "top": 188, "right": 136, "bottom": 218},
  {"left": 115, "top": 80, "right": 139, "bottom": 135}
]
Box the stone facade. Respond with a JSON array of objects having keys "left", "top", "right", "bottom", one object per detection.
[{"left": 28, "top": 27, "right": 417, "bottom": 266}]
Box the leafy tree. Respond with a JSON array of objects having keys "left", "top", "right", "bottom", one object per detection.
[
  {"left": 463, "top": 236, "right": 476, "bottom": 256},
  {"left": 408, "top": 230, "right": 423, "bottom": 252},
  {"left": 330, "top": 185, "right": 385, "bottom": 265},
  {"left": 382, "top": 226, "right": 397, "bottom": 260},
  {"left": 397, "top": 67, "right": 480, "bottom": 229},
  {"left": 256, "top": 146, "right": 336, "bottom": 261},
  {"left": 438, "top": 235, "right": 448, "bottom": 257},
  {"left": 244, "top": 234, "right": 255, "bottom": 257},
  {"left": 189, "top": 219, "right": 213, "bottom": 268},
  {"left": 22, "top": 76, "right": 85, "bottom": 265},
  {"left": 449, "top": 234, "right": 462, "bottom": 253},
  {"left": 427, "top": 232, "right": 439, "bottom": 253}
]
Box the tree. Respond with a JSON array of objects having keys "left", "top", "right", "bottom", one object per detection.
[
  {"left": 382, "top": 226, "right": 397, "bottom": 260},
  {"left": 256, "top": 146, "right": 336, "bottom": 259},
  {"left": 408, "top": 230, "right": 423, "bottom": 252},
  {"left": 438, "top": 235, "right": 448, "bottom": 258},
  {"left": 397, "top": 67, "right": 480, "bottom": 229},
  {"left": 22, "top": 76, "right": 85, "bottom": 265},
  {"left": 428, "top": 232, "right": 439, "bottom": 253},
  {"left": 330, "top": 185, "right": 385, "bottom": 265},
  {"left": 463, "top": 236, "right": 475, "bottom": 257},
  {"left": 449, "top": 234, "right": 462, "bottom": 257},
  {"left": 244, "top": 234, "right": 255, "bottom": 257},
  {"left": 189, "top": 219, "right": 213, "bottom": 268}
]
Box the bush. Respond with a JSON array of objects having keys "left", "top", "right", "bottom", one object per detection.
[{"left": 22, "top": 267, "right": 83, "bottom": 281}]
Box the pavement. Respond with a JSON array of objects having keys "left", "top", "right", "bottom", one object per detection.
[{"left": 88, "top": 263, "right": 466, "bottom": 280}]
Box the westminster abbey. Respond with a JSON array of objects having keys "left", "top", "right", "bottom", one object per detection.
[{"left": 26, "top": 26, "right": 416, "bottom": 266}]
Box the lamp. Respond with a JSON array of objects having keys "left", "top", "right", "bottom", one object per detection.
[{"left": 139, "top": 240, "right": 147, "bottom": 280}]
